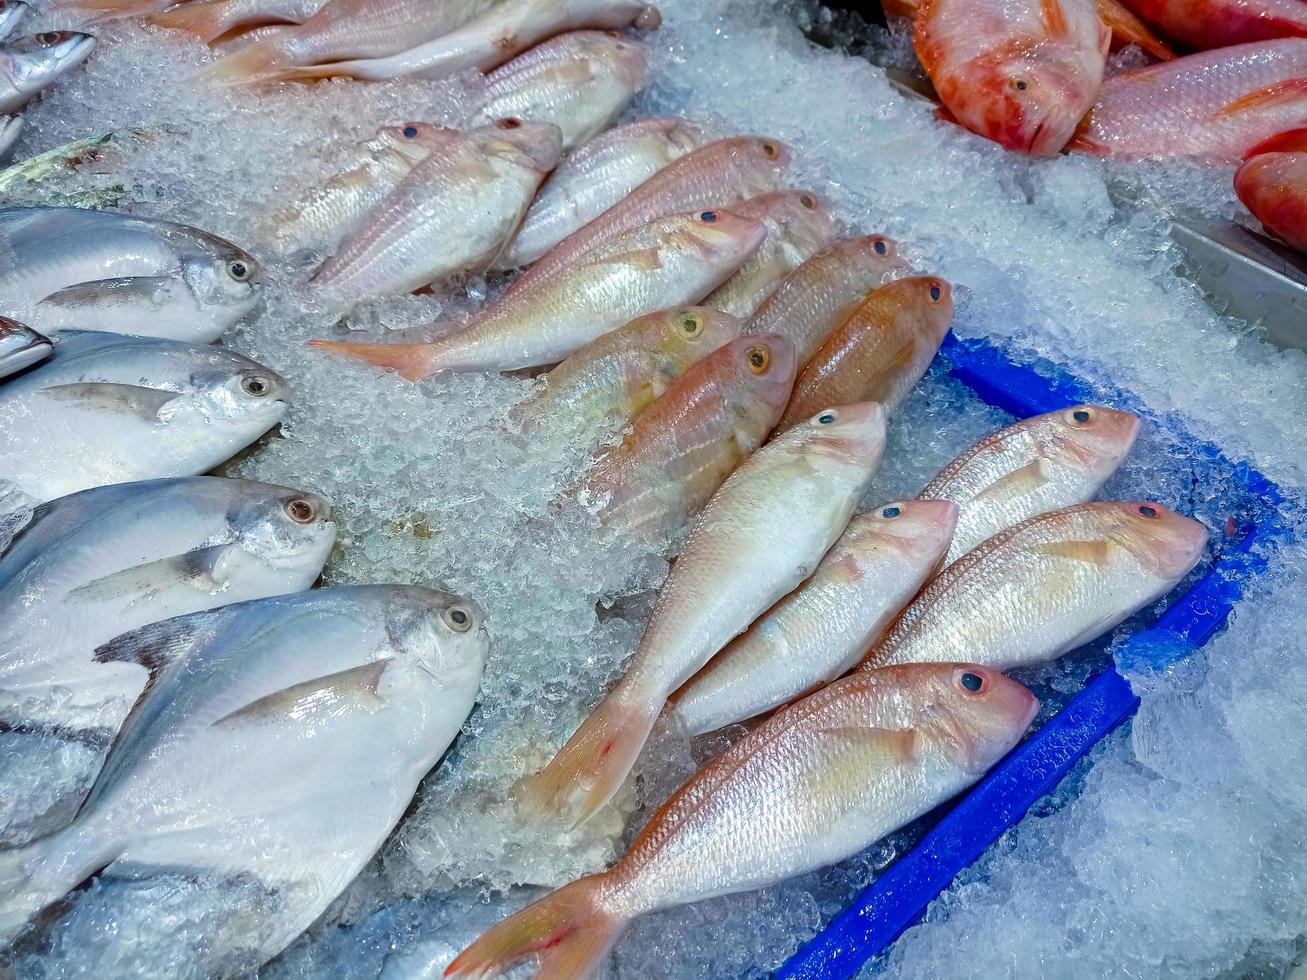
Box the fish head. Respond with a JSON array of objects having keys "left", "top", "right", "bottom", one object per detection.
[
  {"left": 652, "top": 306, "right": 741, "bottom": 371},
  {"left": 1099, "top": 501, "right": 1209, "bottom": 580},
  {"left": 224, "top": 484, "right": 336, "bottom": 580},
  {"left": 479, "top": 116, "right": 563, "bottom": 173},
  {"left": 374, "top": 121, "right": 454, "bottom": 162},
  {"left": 0, "top": 315, "right": 51, "bottom": 376},
  {"left": 885, "top": 275, "right": 954, "bottom": 342},
  {"left": 719, "top": 333, "right": 797, "bottom": 422},
  {"left": 853, "top": 232, "right": 903, "bottom": 268},
  {"left": 727, "top": 136, "right": 793, "bottom": 193},
  {"left": 753, "top": 191, "right": 839, "bottom": 257},
  {"left": 591, "top": 31, "right": 650, "bottom": 90},
  {"left": 0, "top": 32, "right": 96, "bottom": 100},
  {"left": 859, "top": 498, "right": 959, "bottom": 564},
  {"left": 907, "top": 663, "right": 1039, "bottom": 775},
  {"left": 174, "top": 229, "right": 264, "bottom": 324},
  {"left": 789, "top": 401, "right": 888, "bottom": 464},
  {"left": 182, "top": 351, "right": 292, "bottom": 434},
  {"left": 385, "top": 587, "right": 489, "bottom": 690},
  {"left": 1044, "top": 404, "right": 1140, "bottom": 476},
  {"left": 674, "top": 208, "right": 768, "bottom": 269}
]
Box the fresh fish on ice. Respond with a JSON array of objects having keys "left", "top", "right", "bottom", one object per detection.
[
  {"left": 0, "top": 584, "right": 486, "bottom": 965},
  {"left": 451, "top": 662, "right": 1037, "bottom": 980},
  {"left": 311, "top": 119, "right": 562, "bottom": 305},
  {"left": 914, "top": 0, "right": 1110, "bottom": 154},
  {"left": 523, "top": 402, "right": 887, "bottom": 827},
  {"left": 0, "top": 31, "right": 97, "bottom": 114},
  {"left": 669, "top": 499, "right": 958, "bottom": 736},
  {"left": 776, "top": 275, "right": 953, "bottom": 430},
  {"left": 495, "top": 116, "right": 709, "bottom": 269},
  {"left": 1070, "top": 38, "right": 1307, "bottom": 161},
  {"left": 920, "top": 404, "right": 1140, "bottom": 565},
  {"left": 150, "top": 0, "right": 328, "bottom": 43},
  {"left": 0, "top": 331, "right": 292, "bottom": 502},
  {"left": 469, "top": 31, "right": 652, "bottom": 150},
  {"left": 574, "top": 334, "right": 796, "bottom": 542},
  {"left": 312, "top": 208, "right": 766, "bottom": 378},
  {"left": 861, "top": 501, "right": 1209, "bottom": 672},
  {"left": 0, "top": 0, "right": 28, "bottom": 43},
  {"left": 1236, "top": 147, "right": 1307, "bottom": 252},
  {"left": 0, "top": 315, "right": 50, "bottom": 379},
  {"left": 744, "top": 233, "right": 910, "bottom": 365},
  {"left": 513, "top": 305, "right": 740, "bottom": 438},
  {"left": 0, "top": 113, "right": 20, "bottom": 159},
  {"left": 702, "top": 190, "right": 839, "bottom": 318},
  {"left": 1117, "top": 0, "right": 1307, "bottom": 50},
  {"left": 0, "top": 206, "right": 263, "bottom": 341}
]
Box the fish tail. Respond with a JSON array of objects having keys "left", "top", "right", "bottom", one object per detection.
[
  {"left": 196, "top": 34, "right": 294, "bottom": 84},
  {"left": 518, "top": 684, "right": 659, "bottom": 828},
  {"left": 149, "top": 2, "right": 236, "bottom": 42},
  {"left": 445, "top": 875, "right": 627, "bottom": 980},
  {"left": 307, "top": 340, "right": 439, "bottom": 381}
]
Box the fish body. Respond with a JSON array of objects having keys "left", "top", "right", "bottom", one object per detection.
[
  {"left": 312, "top": 209, "right": 766, "bottom": 378},
  {"left": 311, "top": 120, "right": 561, "bottom": 305},
  {"left": 1120, "top": 0, "right": 1307, "bottom": 49},
  {"left": 575, "top": 334, "right": 796, "bottom": 542},
  {"left": 0, "top": 31, "right": 97, "bottom": 114},
  {"left": 669, "top": 499, "right": 958, "bottom": 736},
  {"left": 0, "top": 206, "right": 263, "bottom": 340},
  {"left": 496, "top": 116, "right": 708, "bottom": 269},
  {"left": 1070, "top": 38, "right": 1307, "bottom": 161},
  {"left": 524, "top": 401, "right": 888, "bottom": 826},
  {"left": 515, "top": 305, "right": 740, "bottom": 436},
  {"left": 777, "top": 275, "right": 953, "bottom": 430},
  {"left": 0, "top": 315, "right": 50, "bottom": 378},
  {"left": 450, "top": 663, "right": 1036, "bottom": 980},
  {"left": 0, "top": 585, "right": 486, "bottom": 961},
  {"left": 469, "top": 31, "right": 651, "bottom": 150},
  {"left": 0, "top": 2, "right": 28, "bottom": 44},
  {"left": 0, "top": 331, "right": 292, "bottom": 502},
  {"left": 1235, "top": 149, "right": 1307, "bottom": 251},
  {"left": 915, "top": 0, "right": 1110, "bottom": 154},
  {"left": 150, "top": 0, "right": 328, "bottom": 43},
  {"left": 703, "top": 191, "right": 840, "bottom": 318},
  {"left": 920, "top": 403, "right": 1140, "bottom": 564},
  {"left": 744, "top": 234, "right": 909, "bottom": 366},
  {"left": 862, "top": 501, "right": 1209, "bottom": 671}
]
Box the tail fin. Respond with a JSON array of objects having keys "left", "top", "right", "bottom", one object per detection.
[
  {"left": 518, "top": 686, "right": 660, "bottom": 828},
  {"left": 306, "top": 339, "right": 437, "bottom": 381},
  {"left": 195, "top": 34, "right": 295, "bottom": 84},
  {"left": 445, "top": 875, "right": 626, "bottom": 980},
  {"left": 150, "top": 1, "right": 240, "bottom": 42}
]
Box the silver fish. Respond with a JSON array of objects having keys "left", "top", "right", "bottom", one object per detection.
[
  {"left": 0, "top": 206, "right": 264, "bottom": 341},
  {"left": 0, "top": 585, "right": 486, "bottom": 963},
  {"left": 0, "top": 32, "right": 97, "bottom": 114},
  {"left": 0, "top": 331, "right": 292, "bottom": 502},
  {"left": 0, "top": 113, "right": 20, "bottom": 159},
  {"left": 0, "top": 314, "right": 50, "bottom": 378},
  {"left": 0, "top": 1, "right": 28, "bottom": 44}
]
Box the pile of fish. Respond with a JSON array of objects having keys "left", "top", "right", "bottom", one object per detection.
[{"left": 0, "top": 0, "right": 1221, "bottom": 977}]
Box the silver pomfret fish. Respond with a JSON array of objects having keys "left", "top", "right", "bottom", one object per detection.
[{"left": 0, "top": 31, "right": 96, "bottom": 114}]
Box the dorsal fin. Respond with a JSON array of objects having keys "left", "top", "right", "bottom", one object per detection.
[{"left": 1040, "top": 0, "right": 1069, "bottom": 37}]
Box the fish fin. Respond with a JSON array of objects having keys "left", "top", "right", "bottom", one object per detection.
[
  {"left": 195, "top": 34, "right": 292, "bottom": 84},
  {"left": 67, "top": 545, "right": 232, "bottom": 607},
  {"left": 93, "top": 611, "right": 218, "bottom": 680},
  {"left": 1213, "top": 77, "right": 1307, "bottom": 121},
  {"left": 1095, "top": 0, "right": 1174, "bottom": 59},
  {"left": 1242, "top": 127, "right": 1307, "bottom": 158},
  {"left": 37, "top": 382, "right": 181, "bottom": 420},
  {"left": 804, "top": 725, "right": 918, "bottom": 796},
  {"left": 36, "top": 276, "right": 169, "bottom": 312},
  {"left": 307, "top": 339, "right": 437, "bottom": 381},
  {"left": 517, "top": 687, "right": 659, "bottom": 829},
  {"left": 971, "top": 458, "right": 1049, "bottom": 504},
  {"left": 596, "top": 246, "right": 663, "bottom": 272},
  {"left": 445, "top": 876, "right": 626, "bottom": 980},
  {"left": 933, "top": 104, "right": 960, "bottom": 125},
  {"left": 150, "top": 1, "right": 297, "bottom": 42},
  {"left": 1033, "top": 538, "right": 1112, "bottom": 564},
  {"left": 0, "top": 716, "right": 115, "bottom": 749},
  {"left": 1039, "top": 0, "right": 1069, "bottom": 38},
  {"left": 212, "top": 659, "right": 390, "bottom": 728}
]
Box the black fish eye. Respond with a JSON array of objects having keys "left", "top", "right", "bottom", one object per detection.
[
  {"left": 817, "top": 412, "right": 835, "bottom": 424},
  {"left": 241, "top": 375, "right": 270, "bottom": 396},
  {"left": 799, "top": 194, "right": 816, "bottom": 209},
  {"left": 1139, "top": 505, "right": 1160, "bottom": 519},
  {"left": 227, "top": 260, "right": 250, "bottom": 281},
  {"left": 1012, "top": 78, "right": 1029, "bottom": 91},
  {"left": 1073, "top": 408, "right": 1091, "bottom": 423},
  {"left": 882, "top": 506, "right": 901, "bottom": 518},
  {"left": 443, "top": 606, "right": 473, "bottom": 631},
  {"left": 929, "top": 282, "right": 943, "bottom": 301},
  {"left": 699, "top": 211, "right": 717, "bottom": 223},
  {"left": 959, "top": 671, "right": 984, "bottom": 692},
  {"left": 873, "top": 238, "right": 888, "bottom": 255},
  {"left": 402, "top": 125, "right": 418, "bottom": 138}
]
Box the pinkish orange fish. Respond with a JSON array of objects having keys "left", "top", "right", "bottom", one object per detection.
[
  {"left": 1118, "top": 0, "right": 1307, "bottom": 50},
  {"left": 1235, "top": 149, "right": 1307, "bottom": 252}
]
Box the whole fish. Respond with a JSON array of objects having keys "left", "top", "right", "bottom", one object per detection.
[
  {"left": 0, "top": 331, "right": 292, "bottom": 502},
  {"left": 1098, "top": 0, "right": 1174, "bottom": 57},
  {"left": 915, "top": 0, "right": 1110, "bottom": 154},
  {"left": 0, "top": 113, "right": 20, "bottom": 159},
  {"left": 668, "top": 499, "right": 958, "bottom": 737},
  {"left": 1070, "top": 38, "right": 1307, "bottom": 161},
  {"left": 513, "top": 305, "right": 741, "bottom": 436},
  {"left": 861, "top": 501, "right": 1208, "bottom": 672},
  {"left": 920, "top": 403, "right": 1140, "bottom": 565},
  {"left": 507, "top": 135, "right": 792, "bottom": 297},
  {"left": 495, "top": 116, "right": 709, "bottom": 269},
  {"left": 0, "top": 31, "right": 97, "bottom": 114},
  {"left": 702, "top": 191, "right": 840, "bottom": 318},
  {"left": 574, "top": 334, "right": 796, "bottom": 543},
  {"left": 0, "top": 585, "right": 486, "bottom": 962},
  {"left": 777, "top": 275, "right": 953, "bottom": 430},
  {"left": 311, "top": 209, "right": 766, "bottom": 378},
  {"left": 0, "top": 315, "right": 50, "bottom": 378},
  {"left": 150, "top": 0, "right": 328, "bottom": 43},
  {"left": 1119, "top": 0, "right": 1307, "bottom": 49},
  {"left": 0, "top": 1, "right": 27, "bottom": 43},
  {"left": 311, "top": 119, "right": 562, "bottom": 305},
  {"left": 1236, "top": 149, "right": 1307, "bottom": 251},
  {"left": 468, "top": 31, "right": 651, "bottom": 150},
  {"left": 745, "top": 233, "right": 910, "bottom": 365},
  {"left": 0, "top": 206, "right": 263, "bottom": 341},
  {"left": 452, "top": 663, "right": 1037, "bottom": 980},
  {"left": 267, "top": 120, "right": 454, "bottom": 250},
  {"left": 523, "top": 401, "right": 887, "bottom": 827}
]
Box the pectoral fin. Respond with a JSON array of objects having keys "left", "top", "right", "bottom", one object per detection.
[
  {"left": 35, "top": 276, "right": 171, "bottom": 313},
  {"left": 213, "top": 659, "right": 390, "bottom": 728},
  {"left": 66, "top": 545, "right": 234, "bottom": 607},
  {"left": 599, "top": 247, "right": 663, "bottom": 272},
  {"left": 1033, "top": 538, "right": 1112, "bottom": 565},
  {"left": 803, "top": 725, "right": 918, "bottom": 797},
  {"left": 972, "top": 459, "right": 1049, "bottom": 504},
  {"left": 39, "top": 382, "right": 181, "bottom": 420}
]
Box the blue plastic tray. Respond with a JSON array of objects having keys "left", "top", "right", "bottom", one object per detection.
[{"left": 775, "top": 332, "right": 1293, "bottom": 980}]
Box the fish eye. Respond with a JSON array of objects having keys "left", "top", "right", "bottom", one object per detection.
[
  {"left": 698, "top": 210, "right": 718, "bottom": 223},
  {"left": 928, "top": 281, "right": 943, "bottom": 302},
  {"left": 882, "top": 505, "right": 902, "bottom": 518},
  {"left": 443, "top": 605, "right": 473, "bottom": 631},
  {"left": 1011, "top": 78, "right": 1029, "bottom": 92},
  {"left": 496, "top": 117, "right": 521, "bottom": 130},
  {"left": 1068, "top": 407, "right": 1093, "bottom": 425},
  {"left": 956, "top": 669, "right": 987, "bottom": 694},
  {"left": 1138, "top": 504, "right": 1160, "bottom": 519},
  {"left": 678, "top": 312, "right": 703, "bottom": 336},
  {"left": 760, "top": 141, "right": 779, "bottom": 159},
  {"left": 241, "top": 375, "right": 271, "bottom": 396},
  {"left": 36, "top": 31, "right": 67, "bottom": 45},
  {"left": 746, "top": 345, "right": 770, "bottom": 374},
  {"left": 402, "top": 125, "right": 419, "bottom": 138},
  {"left": 816, "top": 412, "right": 836, "bottom": 425},
  {"left": 285, "top": 498, "right": 316, "bottom": 523},
  {"left": 799, "top": 194, "right": 817, "bottom": 209},
  {"left": 873, "top": 237, "right": 889, "bottom": 256},
  {"left": 227, "top": 260, "right": 251, "bottom": 281}
]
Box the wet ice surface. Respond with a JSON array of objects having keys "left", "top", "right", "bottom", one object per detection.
[{"left": 2, "top": 0, "right": 1306, "bottom": 976}]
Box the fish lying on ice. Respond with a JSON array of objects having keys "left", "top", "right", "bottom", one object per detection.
[
  {"left": 451, "top": 662, "right": 1037, "bottom": 980},
  {"left": 0, "top": 1, "right": 28, "bottom": 44},
  {"left": 0, "top": 206, "right": 263, "bottom": 341},
  {"left": 1236, "top": 146, "right": 1307, "bottom": 252},
  {"left": 0, "top": 584, "right": 486, "bottom": 967},
  {"left": 310, "top": 119, "right": 561, "bottom": 305},
  {"left": 0, "top": 315, "right": 50, "bottom": 379},
  {"left": 523, "top": 402, "right": 887, "bottom": 827},
  {"left": 920, "top": 404, "right": 1140, "bottom": 565},
  {"left": 668, "top": 499, "right": 958, "bottom": 736},
  {"left": 311, "top": 208, "right": 766, "bottom": 377},
  {"left": 150, "top": 0, "right": 329, "bottom": 43},
  {"left": 1117, "top": 0, "right": 1307, "bottom": 50},
  {"left": 0, "top": 31, "right": 97, "bottom": 114},
  {"left": 0, "top": 331, "right": 292, "bottom": 502}
]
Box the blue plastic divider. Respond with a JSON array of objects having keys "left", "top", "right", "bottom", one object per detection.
[{"left": 776, "top": 333, "right": 1292, "bottom": 980}]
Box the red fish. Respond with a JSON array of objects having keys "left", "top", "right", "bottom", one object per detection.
[
  {"left": 1119, "top": 0, "right": 1307, "bottom": 50},
  {"left": 1235, "top": 150, "right": 1307, "bottom": 252}
]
